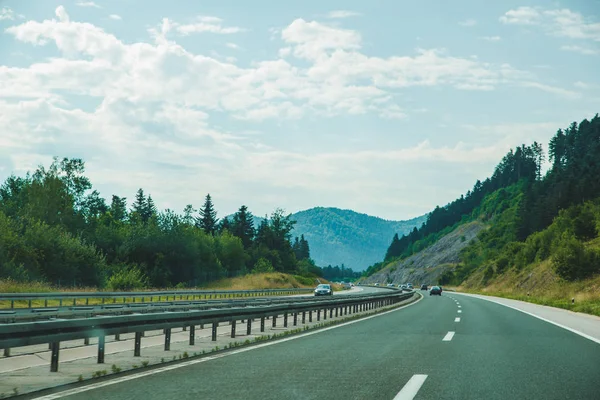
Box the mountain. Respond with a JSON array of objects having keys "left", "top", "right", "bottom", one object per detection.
[
  {"left": 362, "top": 115, "right": 600, "bottom": 312},
  {"left": 290, "top": 208, "right": 426, "bottom": 271},
  {"left": 226, "top": 208, "right": 426, "bottom": 271}
]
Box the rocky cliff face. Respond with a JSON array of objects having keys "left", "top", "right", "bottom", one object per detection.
[{"left": 362, "top": 221, "right": 486, "bottom": 285}]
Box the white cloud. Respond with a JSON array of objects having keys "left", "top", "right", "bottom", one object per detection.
[
  {"left": 173, "top": 16, "right": 244, "bottom": 35},
  {"left": 75, "top": 1, "right": 101, "bottom": 8},
  {"left": 499, "top": 6, "right": 541, "bottom": 25},
  {"left": 500, "top": 7, "right": 600, "bottom": 41},
  {"left": 109, "top": 14, "right": 122, "bottom": 21},
  {"left": 225, "top": 42, "right": 240, "bottom": 49},
  {"left": 574, "top": 81, "right": 590, "bottom": 89},
  {"left": 0, "top": 7, "right": 15, "bottom": 21},
  {"left": 55, "top": 6, "right": 70, "bottom": 23},
  {"left": 1, "top": 6, "right": 580, "bottom": 219},
  {"left": 327, "top": 10, "right": 361, "bottom": 19},
  {"left": 560, "top": 44, "right": 598, "bottom": 55},
  {"left": 521, "top": 82, "right": 581, "bottom": 99},
  {"left": 459, "top": 19, "right": 477, "bottom": 27},
  {"left": 281, "top": 19, "right": 362, "bottom": 60},
  {"left": 481, "top": 36, "right": 501, "bottom": 41}
]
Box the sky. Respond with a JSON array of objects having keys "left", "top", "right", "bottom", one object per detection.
[{"left": 0, "top": 0, "right": 599, "bottom": 221}]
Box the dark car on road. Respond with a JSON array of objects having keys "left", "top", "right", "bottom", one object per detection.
[
  {"left": 314, "top": 284, "right": 333, "bottom": 296},
  {"left": 420, "top": 284, "right": 428, "bottom": 291},
  {"left": 430, "top": 286, "right": 442, "bottom": 296}
]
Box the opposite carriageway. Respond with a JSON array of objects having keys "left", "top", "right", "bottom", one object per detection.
[{"left": 0, "top": 287, "right": 414, "bottom": 372}]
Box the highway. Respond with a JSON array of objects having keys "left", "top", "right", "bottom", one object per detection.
[{"left": 35, "top": 290, "right": 600, "bottom": 400}]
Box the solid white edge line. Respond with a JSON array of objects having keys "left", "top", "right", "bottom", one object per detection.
[
  {"left": 452, "top": 292, "right": 600, "bottom": 345},
  {"left": 393, "top": 374, "right": 428, "bottom": 400},
  {"left": 454, "top": 317, "right": 460, "bottom": 322},
  {"left": 458, "top": 305, "right": 461, "bottom": 308},
  {"left": 442, "top": 331, "right": 455, "bottom": 341},
  {"left": 32, "top": 294, "right": 424, "bottom": 400},
  {"left": 457, "top": 310, "right": 462, "bottom": 313}
]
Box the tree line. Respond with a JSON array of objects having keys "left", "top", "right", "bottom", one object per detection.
[
  {"left": 0, "top": 158, "right": 320, "bottom": 289},
  {"left": 380, "top": 114, "right": 600, "bottom": 282}
]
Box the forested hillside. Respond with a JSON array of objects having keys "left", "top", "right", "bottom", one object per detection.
[
  {"left": 0, "top": 159, "right": 320, "bottom": 289},
  {"left": 366, "top": 114, "right": 600, "bottom": 293},
  {"left": 225, "top": 207, "right": 426, "bottom": 272}
]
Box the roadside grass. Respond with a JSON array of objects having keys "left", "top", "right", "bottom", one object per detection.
[
  {"left": 0, "top": 273, "right": 327, "bottom": 309},
  {"left": 460, "top": 260, "right": 600, "bottom": 317}
]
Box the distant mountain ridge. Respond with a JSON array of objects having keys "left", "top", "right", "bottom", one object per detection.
[{"left": 227, "top": 207, "right": 426, "bottom": 271}]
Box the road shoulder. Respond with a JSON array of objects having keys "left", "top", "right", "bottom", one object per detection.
[{"left": 453, "top": 292, "right": 600, "bottom": 344}]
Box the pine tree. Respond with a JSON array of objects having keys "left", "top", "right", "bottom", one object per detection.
[
  {"left": 299, "top": 234, "right": 310, "bottom": 260},
  {"left": 132, "top": 188, "right": 147, "bottom": 222},
  {"left": 146, "top": 195, "right": 157, "bottom": 220},
  {"left": 198, "top": 194, "right": 218, "bottom": 235},
  {"left": 231, "top": 205, "right": 255, "bottom": 248},
  {"left": 110, "top": 195, "right": 127, "bottom": 222}
]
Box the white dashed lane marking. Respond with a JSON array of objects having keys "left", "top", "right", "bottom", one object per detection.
[{"left": 393, "top": 374, "right": 428, "bottom": 400}]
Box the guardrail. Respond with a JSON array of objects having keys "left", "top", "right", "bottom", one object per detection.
[
  {"left": 0, "top": 289, "right": 391, "bottom": 323},
  {"left": 0, "top": 290, "right": 414, "bottom": 372},
  {"left": 0, "top": 288, "right": 314, "bottom": 309}
]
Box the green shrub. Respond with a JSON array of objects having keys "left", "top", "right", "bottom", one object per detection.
[
  {"left": 252, "top": 258, "right": 274, "bottom": 274},
  {"left": 106, "top": 265, "right": 148, "bottom": 291}
]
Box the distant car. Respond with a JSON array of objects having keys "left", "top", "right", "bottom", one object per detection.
[
  {"left": 420, "top": 284, "right": 428, "bottom": 291},
  {"left": 374, "top": 283, "right": 380, "bottom": 286},
  {"left": 314, "top": 284, "right": 333, "bottom": 296},
  {"left": 430, "top": 286, "right": 442, "bottom": 296},
  {"left": 397, "top": 284, "right": 403, "bottom": 288},
  {"left": 406, "top": 283, "right": 414, "bottom": 290},
  {"left": 387, "top": 284, "right": 395, "bottom": 288},
  {"left": 401, "top": 284, "right": 407, "bottom": 290}
]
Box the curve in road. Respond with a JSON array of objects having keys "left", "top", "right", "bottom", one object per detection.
[{"left": 31, "top": 291, "right": 600, "bottom": 400}]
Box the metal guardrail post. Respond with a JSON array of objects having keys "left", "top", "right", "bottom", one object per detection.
[
  {"left": 335, "top": 307, "right": 338, "bottom": 318},
  {"left": 134, "top": 332, "right": 142, "bottom": 356},
  {"left": 165, "top": 328, "right": 171, "bottom": 351},
  {"left": 323, "top": 308, "right": 327, "bottom": 320},
  {"left": 98, "top": 336, "right": 105, "bottom": 364},
  {"left": 329, "top": 308, "right": 333, "bottom": 318},
  {"left": 309, "top": 310, "right": 313, "bottom": 322},
  {"left": 3, "top": 348, "right": 9, "bottom": 357},
  {"left": 211, "top": 323, "right": 217, "bottom": 341},
  {"left": 50, "top": 342, "right": 60, "bottom": 372},
  {"left": 84, "top": 337, "right": 90, "bottom": 345},
  {"left": 293, "top": 312, "right": 297, "bottom": 326},
  {"left": 284, "top": 313, "right": 288, "bottom": 328},
  {"left": 302, "top": 311, "right": 306, "bottom": 324},
  {"left": 231, "top": 320, "right": 236, "bottom": 338},
  {"left": 272, "top": 315, "right": 277, "bottom": 328},
  {"left": 246, "top": 319, "right": 252, "bottom": 335},
  {"left": 189, "top": 325, "right": 195, "bottom": 345},
  {"left": 115, "top": 334, "right": 120, "bottom": 341},
  {"left": 317, "top": 310, "right": 320, "bottom": 321},
  {"left": 260, "top": 317, "right": 265, "bottom": 332}
]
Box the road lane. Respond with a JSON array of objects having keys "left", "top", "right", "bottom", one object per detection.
[{"left": 48, "top": 290, "right": 600, "bottom": 400}]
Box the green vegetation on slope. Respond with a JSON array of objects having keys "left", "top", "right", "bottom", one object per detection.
[
  {"left": 0, "top": 158, "right": 322, "bottom": 289},
  {"left": 366, "top": 114, "right": 600, "bottom": 312}
]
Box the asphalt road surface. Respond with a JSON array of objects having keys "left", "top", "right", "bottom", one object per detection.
[{"left": 42, "top": 290, "right": 600, "bottom": 400}]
